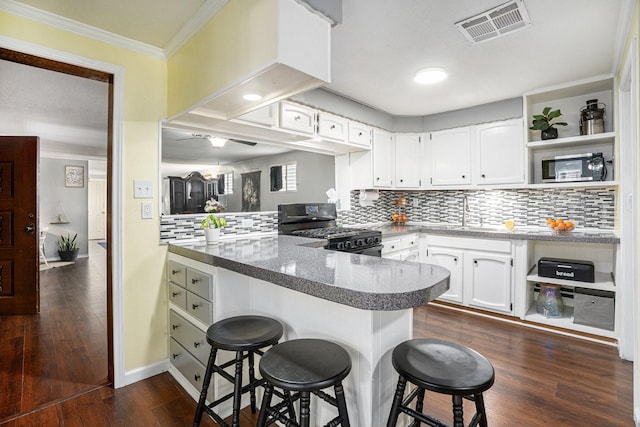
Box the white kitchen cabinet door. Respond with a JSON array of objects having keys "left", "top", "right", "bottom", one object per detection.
[
  {"left": 348, "top": 122, "right": 372, "bottom": 147},
  {"left": 279, "top": 102, "right": 316, "bottom": 134},
  {"left": 428, "top": 247, "right": 464, "bottom": 303},
  {"left": 372, "top": 129, "right": 394, "bottom": 188},
  {"left": 465, "top": 251, "right": 512, "bottom": 314},
  {"left": 235, "top": 104, "right": 277, "bottom": 127},
  {"left": 430, "top": 127, "right": 471, "bottom": 186},
  {"left": 476, "top": 119, "right": 525, "bottom": 185},
  {"left": 395, "top": 134, "right": 421, "bottom": 188},
  {"left": 318, "top": 112, "right": 348, "bottom": 142}
]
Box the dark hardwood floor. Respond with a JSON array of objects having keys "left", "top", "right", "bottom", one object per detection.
[{"left": 1, "top": 246, "right": 634, "bottom": 426}]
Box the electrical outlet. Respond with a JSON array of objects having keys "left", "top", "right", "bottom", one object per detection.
[
  {"left": 134, "top": 180, "right": 153, "bottom": 198},
  {"left": 141, "top": 202, "right": 153, "bottom": 219}
]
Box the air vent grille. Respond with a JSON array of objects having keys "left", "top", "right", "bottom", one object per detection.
[{"left": 456, "top": 0, "right": 531, "bottom": 44}]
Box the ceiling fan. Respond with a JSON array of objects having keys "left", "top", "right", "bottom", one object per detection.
[{"left": 176, "top": 133, "right": 258, "bottom": 148}]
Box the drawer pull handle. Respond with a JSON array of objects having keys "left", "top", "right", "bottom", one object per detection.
[
  {"left": 294, "top": 115, "right": 301, "bottom": 121},
  {"left": 172, "top": 292, "right": 180, "bottom": 297},
  {"left": 192, "top": 278, "right": 199, "bottom": 284},
  {"left": 171, "top": 269, "right": 180, "bottom": 275},
  {"left": 330, "top": 124, "right": 336, "bottom": 130},
  {"left": 192, "top": 303, "right": 200, "bottom": 310},
  {"left": 194, "top": 374, "right": 201, "bottom": 382},
  {"left": 172, "top": 353, "right": 180, "bottom": 359},
  {"left": 194, "top": 341, "right": 201, "bottom": 348},
  {"left": 172, "top": 324, "right": 179, "bottom": 330}
]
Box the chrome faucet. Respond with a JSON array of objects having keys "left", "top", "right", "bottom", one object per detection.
[{"left": 462, "top": 195, "right": 469, "bottom": 227}]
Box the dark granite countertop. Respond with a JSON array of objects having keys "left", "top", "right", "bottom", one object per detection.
[
  {"left": 366, "top": 223, "right": 619, "bottom": 244},
  {"left": 169, "top": 235, "right": 450, "bottom": 311}
]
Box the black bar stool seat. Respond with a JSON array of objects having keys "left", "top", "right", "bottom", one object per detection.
[
  {"left": 193, "top": 315, "right": 283, "bottom": 427},
  {"left": 257, "top": 338, "right": 352, "bottom": 427},
  {"left": 387, "top": 338, "right": 495, "bottom": 427}
]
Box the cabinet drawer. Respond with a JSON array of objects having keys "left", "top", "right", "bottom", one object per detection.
[
  {"left": 317, "top": 112, "right": 348, "bottom": 142},
  {"left": 167, "top": 261, "right": 186, "bottom": 287},
  {"left": 279, "top": 102, "right": 315, "bottom": 134},
  {"left": 170, "top": 338, "right": 212, "bottom": 401},
  {"left": 187, "top": 292, "right": 214, "bottom": 325},
  {"left": 186, "top": 268, "right": 213, "bottom": 300},
  {"left": 169, "top": 310, "right": 211, "bottom": 365},
  {"left": 382, "top": 238, "right": 402, "bottom": 255},
  {"left": 348, "top": 122, "right": 371, "bottom": 147},
  {"left": 401, "top": 235, "right": 419, "bottom": 250},
  {"left": 168, "top": 283, "right": 187, "bottom": 310}
]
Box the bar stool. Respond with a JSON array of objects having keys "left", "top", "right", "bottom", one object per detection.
[
  {"left": 192, "top": 315, "right": 283, "bottom": 427},
  {"left": 387, "top": 338, "right": 495, "bottom": 427},
  {"left": 257, "top": 338, "right": 352, "bottom": 427}
]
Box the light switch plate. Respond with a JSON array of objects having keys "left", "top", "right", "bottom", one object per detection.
[
  {"left": 134, "top": 180, "right": 153, "bottom": 199},
  {"left": 141, "top": 202, "right": 153, "bottom": 219}
]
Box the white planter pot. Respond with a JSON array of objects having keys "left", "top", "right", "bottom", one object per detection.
[{"left": 204, "top": 228, "right": 221, "bottom": 245}]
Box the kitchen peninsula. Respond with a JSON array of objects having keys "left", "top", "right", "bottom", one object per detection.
[{"left": 167, "top": 234, "right": 450, "bottom": 427}]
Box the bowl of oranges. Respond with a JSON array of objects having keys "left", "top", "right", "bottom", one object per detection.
[{"left": 546, "top": 218, "right": 575, "bottom": 235}]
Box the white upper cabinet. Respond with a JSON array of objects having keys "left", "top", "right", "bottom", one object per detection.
[
  {"left": 372, "top": 129, "right": 394, "bottom": 188},
  {"left": 348, "top": 122, "right": 372, "bottom": 148},
  {"left": 430, "top": 127, "right": 472, "bottom": 186},
  {"left": 317, "top": 112, "right": 348, "bottom": 142},
  {"left": 476, "top": 118, "right": 525, "bottom": 185},
  {"left": 394, "top": 134, "right": 422, "bottom": 188},
  {"left": 235, "top": 104, "right": 278, "bottom": 127},
  {"left": 279, "top": 101, "right": 316, "bottom": 134}
]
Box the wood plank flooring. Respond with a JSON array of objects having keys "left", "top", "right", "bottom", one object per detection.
[{"left": 0, "top": 244, "right": 634, "bottom": 426}]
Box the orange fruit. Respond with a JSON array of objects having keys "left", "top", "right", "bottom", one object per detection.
[
  {"left": 546, "top": 218, "right": 554, "bottom": 224},
  {"left": 556, "top": 219, "right": 565, "bottom": 224},
  {"left": 565, "top": 221, "right": 574, "bottom": 228}
]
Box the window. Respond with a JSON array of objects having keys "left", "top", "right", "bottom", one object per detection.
[
  {"left": 270, "top": 163, "right": 296, "bottom": 192},
  {"left": 223, "top": 172, "right": 233, "bottom": 194}
]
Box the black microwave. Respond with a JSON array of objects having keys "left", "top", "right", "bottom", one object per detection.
[{"left": 541, "top": 152, "right": 606, "bottom": 183}]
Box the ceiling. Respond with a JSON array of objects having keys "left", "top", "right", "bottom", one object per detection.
[
  {"left": 6, "top": 0, "right": 629, "bottom": 117},
  {"left": 0, "top": 0, "right": 630, "bottom": 165}
]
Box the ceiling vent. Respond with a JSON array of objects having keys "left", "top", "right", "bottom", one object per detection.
[{"left": 455, "top": 0, "right": 531, "bottom": 44}]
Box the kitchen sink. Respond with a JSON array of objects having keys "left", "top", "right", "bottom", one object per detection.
[{"left": 429, "top": 225, "right": 506, "bottom": 232}]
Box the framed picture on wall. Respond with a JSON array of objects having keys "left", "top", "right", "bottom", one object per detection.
[{"left": 65, "top": 165, "right": 84, "bottom": 187}]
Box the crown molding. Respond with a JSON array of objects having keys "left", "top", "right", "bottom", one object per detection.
[
  {"left": 164, "top": 0, "right": 228, "bottom": 58},
  {"left": 0, "top": 0, "right": 165, "bottom": 59}
]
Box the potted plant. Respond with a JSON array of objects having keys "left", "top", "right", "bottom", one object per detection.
[
  {"left": 530, "top": 107, "right": 568, "bottom": 140},
  {"left": 58, "top": 233, "right": 79, "bottom": 261},
  {"left": 201, "top": 214, "right": 227, "bottom": 245}
]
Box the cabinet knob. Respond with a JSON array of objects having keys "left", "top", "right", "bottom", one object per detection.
[
  {"left": 172, "top": 352, "right": 180, "bottom": 359},
  {"left": 462, "top": 175, "right": 466, "bottom": 179},
  {"left": 294, "top": 115, "right": 301, "bottom": 121},
  {"left": 376, "top": 177, "right": 380, "bottom": 181},
  {"left": 192, "top": 278, "right": 199, "bottom": 284},
  {"left": 481, "top": 174, "right": 486, "bottom": 178},
  {"left": 192, "top": 303, "right": 200, "bottom": 310},
  {"left": 194, "top": 341, "right": 201, "bottom": 348},
  {"left": 171, "top": 324, "right": 179, "bottom": 330},
  {"left": 391, "top": 245, "right": 396, "bottom": 249},
  {"left": 330, "top": 124, "right": 336, "bottom": 130},
  {"left": 454, "top": 257, "right": 458, "bottom": 262},
  {"left": 358, "top": 132, "right": 363, "bottom": 136},
  {"left": 171, "top": 291, "right": 180, "bottom": 297},
  {"left": 194, "top": 374, "right": 201, "bottom": 382},
  {"left": 171, "top": 269, "right": 180, "bottom": 275},
  {"left": 474, "top": 260, "right": 478, "bottom": 264},
  {"left": 400, "top": 179, "right": 404, "bottom": 183}
]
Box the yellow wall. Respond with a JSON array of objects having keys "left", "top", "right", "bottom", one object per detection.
[
  {"left": 0, "top": 11, "right": 169, "bottom": 372},
  {"left": 167, "top": 0, "right": 278, "bottom": 117}
]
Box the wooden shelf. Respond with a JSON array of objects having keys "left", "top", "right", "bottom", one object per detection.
[
  {"left": 524, "top": 303, "right": 615, "bottom": 338},
  {"left": 527, "top": 131, "right": 615, "bottom": 148},
  {"left": 49, "top": 221, "right": 70, "bottom": 224},
  {"left": 527, "top": 266, "right": 615, "bottom": 292}
]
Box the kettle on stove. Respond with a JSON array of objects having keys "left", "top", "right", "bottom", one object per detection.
[{"left": 579, "top": 99, "right": 606, "bottom": 135}]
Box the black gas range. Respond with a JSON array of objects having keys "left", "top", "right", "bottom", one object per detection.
[{"left": 278, "top": 203, "right": 383, "bottom": 257}]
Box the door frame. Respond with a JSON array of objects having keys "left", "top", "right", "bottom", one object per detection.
[{"left": 0, "top": 35, "right": 126, "bottom": 388}]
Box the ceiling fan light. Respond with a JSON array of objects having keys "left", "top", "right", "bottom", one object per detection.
[
  {"left": 243, "top": 93, "right": 263, "bottom": 101},
  {"left": 207, "top": 136, "right": 227, "bottom": 148},
  {"left": 414, "top": 68, "right": 448, "bottom": 84}
]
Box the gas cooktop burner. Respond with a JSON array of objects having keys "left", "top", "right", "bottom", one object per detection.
[
  {"left": 291, "top": 227, "right": 370, "bottom": 239},
  {"left": 292, "top": 227, "right": 382, "bottom": 251}
]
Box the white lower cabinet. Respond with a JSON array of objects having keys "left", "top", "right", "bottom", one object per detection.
[
  {"left": 382, "top": 234, "right": 420, "bottom": 261},
  {"left": 425, "top": 235, "right": 514, "bottom": 315}
]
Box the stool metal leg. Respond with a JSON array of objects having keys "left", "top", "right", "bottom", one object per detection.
[
  {"left": 193, "top": 348, "right": 218, "bottom": 427},
  {"left": 231, "top": 351, "right": 244, "bottom": 427},
  {"left": 387, "top": 376, "right": 407, "bottom": 427},
  {"left": 452, "top": 395, "right": 464, "bottom": 427},
  {"left": 334, "top": 381, "right": 350, "bottom": 427}
]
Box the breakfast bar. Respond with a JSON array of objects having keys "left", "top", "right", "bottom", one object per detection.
[{"left": 168, "top": 235, "right": 450, "bottom": 427}]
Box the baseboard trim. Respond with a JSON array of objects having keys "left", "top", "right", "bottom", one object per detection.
[{"left": 123, "top": 359, "right": 170, "bottom": 387}]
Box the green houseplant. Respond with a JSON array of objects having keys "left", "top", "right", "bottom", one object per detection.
[
  {"left": 201, "top": 215, "right": 227, "bottom": 245},
  {"left": 530, "top": 107, "right": 568, "bottom": 140},
  {"left": 57, "top": 232, "right": 79, "bottom": 261}
]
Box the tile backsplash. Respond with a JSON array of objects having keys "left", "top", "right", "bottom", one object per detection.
[{"left": 160, "top": 187, "right": 616, "bottom": 242}]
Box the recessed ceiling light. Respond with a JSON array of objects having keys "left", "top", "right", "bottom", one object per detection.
[
  {"left": 414, "top": 68, "right": 448, "bottom": 84},
  {"left": 243, "top": 93, "right": 263, "bottom": 101},
  {"left": 207, "top": 136, "right": 227, "bottom": 148}
]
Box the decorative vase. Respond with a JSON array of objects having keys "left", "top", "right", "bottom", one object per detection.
[
  {"left": 541, "top": 127, "right": 558, "bottom": 140},
  {"left": 536, "top": 284, "right": 564, "bottom": 317},
  {"left": 58, "top": 248, "right": 79, "bottom": 262},
  {"left": 204, "top": 228, "right": 221, "bottom": 245}
]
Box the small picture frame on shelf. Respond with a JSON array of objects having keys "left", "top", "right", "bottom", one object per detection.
[{"left": 65, "top": 165, "right": 84, "bottom": 187}]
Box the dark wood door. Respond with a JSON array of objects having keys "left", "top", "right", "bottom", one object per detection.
[{"left": 0, "top": 136, "right": 39, "bottom": 314}]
